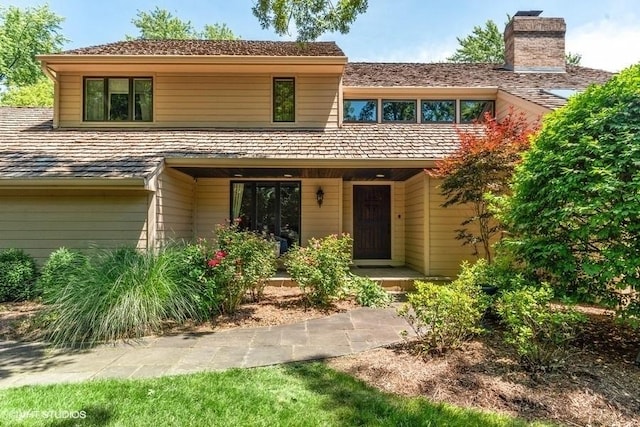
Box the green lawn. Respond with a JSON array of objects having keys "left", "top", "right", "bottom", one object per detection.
[{"left": 0, "top": 362, "right": 550, "bottom": 426}]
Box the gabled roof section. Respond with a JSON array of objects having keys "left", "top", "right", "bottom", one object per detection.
[
  {"left": 0, "top": 107, "right": 479, "bottom": 181},
  {"left": 343, "top": 63, "right": 612, "bottom": 109},
  {"left": 58, "top": 40, "right": 346, "bottom": 57}
]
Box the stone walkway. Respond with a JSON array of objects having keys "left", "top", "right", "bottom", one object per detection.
[{"left": 0, "top": 306, "right": 413, "bottom": 389}]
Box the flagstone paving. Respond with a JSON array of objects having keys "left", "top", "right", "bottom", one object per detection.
[{"left": 0, "top": 306, "right": 413, "bottom": 389}]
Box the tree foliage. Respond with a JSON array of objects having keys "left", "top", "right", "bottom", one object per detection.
[
  {"left": 201, "top": 23, "right": 237, "bottom": 41},
  {"left": 448, "top": 18, "right": 581, "bottom": 65},
  {"left": 429, "top": 109, "right": 539, "bottom": 262},
  {"left": 0, "top": 78, "right": 53, "bottom": 107},
  {"left": 0, "top": 5, "right": 65, "bottom": 87},
  {"left": 128, "top": 7, "right": 238, "bottom": 40},
  {"left": 447, "top": 20, "right": 504, "bottom": 63},
  {"left": 252, "top": 0, "right": 368, "bottom": 41},
  {"left": 503, "top": 64, "right": 640, "bottom": 320}
]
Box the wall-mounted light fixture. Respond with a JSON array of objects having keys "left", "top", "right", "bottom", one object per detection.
[{"left": 316, "top": 187, "right": 324, "bottom": 207}]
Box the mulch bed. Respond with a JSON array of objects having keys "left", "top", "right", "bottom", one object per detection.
[
  {"left": 0, "top": 286, "right": 358, "bottom": 341},
  {"left": 328, "top": 308, "right": 640, "bottom": 427},
  {"left": 2, "top": 290, "right": 639, "bottom": 426}
]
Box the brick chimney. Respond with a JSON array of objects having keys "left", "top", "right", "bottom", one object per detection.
[{"left": 504, "top": 10, "right": 566, "bottom": 73}]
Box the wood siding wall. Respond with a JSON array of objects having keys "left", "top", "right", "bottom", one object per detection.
[
  {"left": 404, "top": 173, "right": 427, "bottom": 272},
  {"left": 496, "top": 90, "right": 548, "bottom": 123},
  {"left": 0, "top": 190, "right": 149, "bottom": 263},
  {"left": 194, "top": 178, "right": 230, "bottom": 238},
  {"left": 428, "top": 177, "right": 477, "bottom": 277},
  {"left": 58, "top": 73, "right": 339, "bottom": 129},
  {"left": 301, "top": 178, "right": 342, "bottom": 244},
  {"left": 157, "top": 168, "right": 195, "bottom": 244},
  {"left": 342, "top": 181, "right": 404, "bottom": 265}
]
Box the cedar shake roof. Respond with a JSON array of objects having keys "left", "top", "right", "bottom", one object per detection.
[
  {"left": 344, "top": 63, "right": 613, "bottom": 109},
  {"left": 0, "top": 108, "right": 476, "bottom": 180},
  {"left": 60, "top": 40, "right": 345, "bottom": 57}
]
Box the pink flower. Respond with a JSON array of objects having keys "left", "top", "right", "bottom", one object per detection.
[
  {"left": 215, "top": 250, "right": 227, "bottom": 259},
  {"left": 207, "top": 258, "right": 221, "bottom": 268}
]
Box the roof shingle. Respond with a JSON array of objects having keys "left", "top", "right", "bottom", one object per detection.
[
  {"left": 0, "top": 108, "right": 474, "bottom": 180},
  {"left": 343, "top": 63, "right": 612, "bottom": 109},
  {"left": 59, "top": 40, "right": 346, "bottom": 57}
]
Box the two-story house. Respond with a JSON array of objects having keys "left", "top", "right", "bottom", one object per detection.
[{"left": 0, "top": 12, "right": 612, "bottom": 277}]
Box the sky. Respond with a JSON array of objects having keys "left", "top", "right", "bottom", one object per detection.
[{"left": 3, "top": 0, "right": 640, "bottom": 72}]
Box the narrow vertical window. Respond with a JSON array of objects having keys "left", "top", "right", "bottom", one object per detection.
[
  {"left": 133, "top": 78, "right": 153, "bottom": 121},
  {"left": 108, "top": 78, "right": 130, "bottom": 121},
  {"left": 84, "top": 78, "right": 105, "bottom": 121},
  {"left": 273, "top": 78, "right": 295, "bottom": 122}
]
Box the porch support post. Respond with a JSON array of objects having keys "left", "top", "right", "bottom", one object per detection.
[{"left": 423, "top": 174, "right": 431, "bottom": 275}]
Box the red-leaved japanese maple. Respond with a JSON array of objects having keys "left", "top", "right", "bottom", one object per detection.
[{"left": 428, "top": 108, "right": 539, "bottom": 263}]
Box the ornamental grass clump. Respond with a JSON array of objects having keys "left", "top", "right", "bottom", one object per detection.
[
  {"left": 284, "top": 234, "right": 353, "bottom": 306},
  {"left": 45, "top": 246, "right": 203, "bottom": 346}
]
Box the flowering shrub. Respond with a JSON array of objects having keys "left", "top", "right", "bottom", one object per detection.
[
  {"left": 208, "top": 250, "right": 227, "bottom": 268},
  {"left": 284, "top": 234, "right": 353, "bottom": 306},
  {"left": 180, "top": 223, "right": 277, "bottom": 315}
]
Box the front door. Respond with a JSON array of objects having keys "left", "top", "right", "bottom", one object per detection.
[{"left": 353, "top": 185, "right": 391, "bottom": 259}]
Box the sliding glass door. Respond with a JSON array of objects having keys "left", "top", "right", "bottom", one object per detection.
[{"left": 230, "top": 182, "right": 301, "bottom": 248}]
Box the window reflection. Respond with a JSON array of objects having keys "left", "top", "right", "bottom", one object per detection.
[
  {"left": 421, "top": 100, "right": 455, "bottom": 122},
  {"left": 344, "top": 100, "right": 377, "bottom": 122},
  {"left": 231, "top": 182, "right": 301, "bottom": 252},
  {"left": 382, "top": 100, "right": 416, "bottom": 122},
  {"left": 460, "top": 100, "right": 495, "bottom": 123}
]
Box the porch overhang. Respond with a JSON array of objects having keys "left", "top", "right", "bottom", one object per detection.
[{"left": 166, "top": 158, "right": 435, "bottom": 181}]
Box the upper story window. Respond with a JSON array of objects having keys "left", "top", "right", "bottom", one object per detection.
[
  {"left": 460, "top": 100, "right": 495, "bottom": 123},
  {"left": 421, "top": 100, "right": 455, "bottom": 123},
  {"left": 382, "top": 100, "right": 416, "bottom": 122},
  {"left": 344, "top": 99, "right": 377, "bottom": 122},
  {"left": 84, "top": 77, "right": 152, "bottom": 122},
  {"left": 273, "top": 78, "right": 295, "bottom": 122}
]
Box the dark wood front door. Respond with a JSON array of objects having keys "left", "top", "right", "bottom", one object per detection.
[{"left": 353, "top": 185, "right": 391, "bottom": 259}]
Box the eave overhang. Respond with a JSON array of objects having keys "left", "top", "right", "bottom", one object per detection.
[
  {"left": 342, "top": 86, "right": 498, "bottom": 96},
  {"left": 37, "top": 54, "right": 348, "bottom": 74},
  {"left": 0, "top": 177, "right": 148, "bottom": 190}
]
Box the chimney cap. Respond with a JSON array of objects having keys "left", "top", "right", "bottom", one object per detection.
[{"left": 514, "top": 10, "right": 543, "bottom": 17}]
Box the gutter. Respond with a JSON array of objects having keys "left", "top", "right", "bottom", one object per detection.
[
  {"left": 0, "top": 177, "right": 147, "bottom": 190},
  {"left": 39, "top": 61, "right": 59, "bottom": 128}
]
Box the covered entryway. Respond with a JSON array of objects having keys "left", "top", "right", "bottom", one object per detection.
[{"left": 353, "top": 185, "right": 391, "bottom": 259}]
